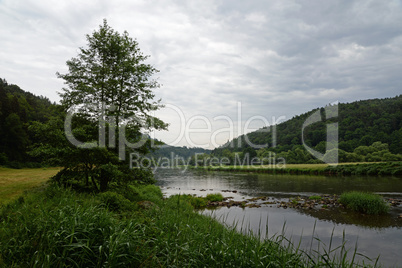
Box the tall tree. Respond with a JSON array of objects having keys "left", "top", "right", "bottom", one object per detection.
[
  {"left": 32, "top": 20, "right": 168, "bottom": 191},
  {"left": 57, "top": 19, "right": 167, "bottom": 135}
]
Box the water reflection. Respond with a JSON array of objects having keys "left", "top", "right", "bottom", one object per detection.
[{"left": 155, "top": 168, "right": 402, "bottom": 267}]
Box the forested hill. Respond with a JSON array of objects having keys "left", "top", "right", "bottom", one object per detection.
[
  {"left": 0, "top": 78, "right": 60, "bottom": 165},
  {"left": 148, "top": 143, "right": 211, "bottom": 163},
  {"left": 212, "top": 95, "right": 402, "bottom": 163},
  {"left": 0, "top": 78, "right": 209, "bottom": 167}
]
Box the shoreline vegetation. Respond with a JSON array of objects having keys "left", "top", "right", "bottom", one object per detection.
[
  {"left": 189, "top": 162, "right": 402, "bottom": 176},
  {"left": 0, "top": 182, "right": 383, "bottom": 267},
  {"left": 176, "top": 192, "right": 398, "bottom": 216}
]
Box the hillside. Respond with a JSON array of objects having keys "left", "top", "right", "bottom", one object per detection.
[
  {"left": 148, "top": 143, "right": 211, "bottom": 165},
  {"left": 0, "top": 78, "right": 210, "bottom": 167},
  {"left": 212, "top": 95, "right": 402, "bottom": 164},
  {"left": 0, "top": 78, "right": 60, "bottom": 165}
]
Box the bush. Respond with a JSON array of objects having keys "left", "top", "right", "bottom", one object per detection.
[
  {"left": 339, "top": 191, "right": 389, "bottom": 215},
  {"left": 117, "top": 184, "right": 163, "bottom": 206},
  {"left": 99, "top": 191, "right": 134, "bottom": 211},
  {"left": 0, "top": 153, "right": 8, "bottom": 165}
]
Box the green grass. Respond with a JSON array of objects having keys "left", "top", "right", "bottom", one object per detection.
[
  {"left": 309, "top": 195, "right": 322, "bottom": 200},
  {"left": 0, "top": 183, "right": 379, "bottom": 267},
  {"left": 325, "top": 162, "right": 402, "bottom": 176},
  {"left": 193, "top": 162, "right": 402, "bottom": 176},
  {"left": 206, "top": 193, "right": 224, "bottom": 202},
  {"left": 0, "top": 167, "right": 60, "bottom": 205},
  {"left": 339, "top": 191, "right": 390, "bottom": 215}
]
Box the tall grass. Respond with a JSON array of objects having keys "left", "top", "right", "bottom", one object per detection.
[
  {"left": 0, "top": 185, "right": 379, "bottom": 267},
  {"left": 0, "top": 186, "right": 146, "bottom": 267},
  {"left": 339, "top": 191, "right": 389, "bottom": 215},
  {"left": 206, "top": 193, "right": 224, "bottom": 202}
]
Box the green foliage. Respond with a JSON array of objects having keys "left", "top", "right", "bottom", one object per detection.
[
  {"left": 99, "top": 191, "right": 134, "bottom": 211},
  {"left": 164, "top": 194, "right": 197, "bottom": 211},
  {"left": 57, "top": 19, "right": 167, "bottom": 133},
  {"left": 168, "top": 194, "right": 208, "bottom": 209},
  {"left": 339, "top": 191, "right": 390, "bottom": 215},
  {"left": 166, "top": 193, "right": 224, "bottom": 209},
  {"left": 325, "top": 162, "right": 402, "bottom": 176},
  {"left": 0, "top": 185, "right": 376, "bottom": 267},
  {"left": 0, "top": 152, "right": 8, "bottom": 165},
  {"left": 189, "top": 196, "right": 209, "bottom": 209},
  {"left": 0, "top": 186, "right": 136, "bottom": 267},
  {"left": 309, "top": 195, "right": 322, "bottom": 200},
  {"left": 126, "top": 184, "right": 163, "bottom": 205},
  {"left": 0, "top": 78, "right": 58, "bottom": 165},
  {"left": 148, "top": 144, "right": 211, "bottom": 166},
  {"left": 25, "top": 20, "right": 168, "bottom": 191},
  {"left": 206, "top": 193, "right": 224, "bottom": 202},
  {"left": 212, "top": 95, "right": 402, "bottom": 164}
]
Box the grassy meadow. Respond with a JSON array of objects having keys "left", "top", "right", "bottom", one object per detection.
[
  {"left": 0, "top": 167, "right": 60, "bottom": 205},
  {"left": 195, "top": 162, "right": 402, "bottom": 176},
  {"left": 206, "top": 162, "right": 383, "bottom": 170}
]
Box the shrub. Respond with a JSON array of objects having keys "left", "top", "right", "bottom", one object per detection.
[
  {"left": 123, "top": 184, "right": 163, "bottom": 205},
  {"left": 99, "top": 191, "right": 134, "bottom": 211},
  {"left": 339, "top": 191, "right": 389, "bottom": 215}
]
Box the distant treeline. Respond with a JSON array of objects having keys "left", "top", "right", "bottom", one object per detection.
[
  {"left": 148, "top": 144, "right": 211, "bottom": 164},
  {"left": 208, "top": 95, "right": 402, "bottom": 164}
]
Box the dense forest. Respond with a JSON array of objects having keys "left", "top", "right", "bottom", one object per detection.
[
  {"left": 209, "top": 95, "right": 402, "bottom": 165},
  {"left": 0, "top": 78, "right": 60, "bottom": 167}
]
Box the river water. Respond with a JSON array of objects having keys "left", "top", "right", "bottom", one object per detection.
[{"left": 155, "top": 168, "right": 402, "bottom": 267}]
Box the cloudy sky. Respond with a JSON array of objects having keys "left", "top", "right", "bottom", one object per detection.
[{"left": 1, "top": 0, "right": 401, "bottom": 148}]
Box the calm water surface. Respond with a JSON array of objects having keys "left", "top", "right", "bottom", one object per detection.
[{"left": 155, "top": 169, "right": 402, "bottom": 267}]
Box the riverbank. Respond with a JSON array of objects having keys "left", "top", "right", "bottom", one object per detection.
[
  {"left": 0, "top": 183, "right": 378, "bottom": 267},
  {"left": 190, "top": 162, "right": 402, "bottom": 176}
]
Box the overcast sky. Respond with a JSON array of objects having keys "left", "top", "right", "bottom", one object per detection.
[{"left": 1, "top": 0, "right": 401, "bottom": 148}]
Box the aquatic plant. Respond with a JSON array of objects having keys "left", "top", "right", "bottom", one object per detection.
[
  {"left": 206, "top": 193, "right": 224, "bottom": 202},
  {"left": 339, "top": 191, "right": 389, "bottom": 215}
]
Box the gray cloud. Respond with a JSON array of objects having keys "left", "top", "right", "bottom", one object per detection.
[{"left": 1, "top": 0, "right": 401, "bottom": 148}]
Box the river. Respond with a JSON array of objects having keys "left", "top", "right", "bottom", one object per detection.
[{"left": 155, "top": 168, "right": 402, "bottom": 267}]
